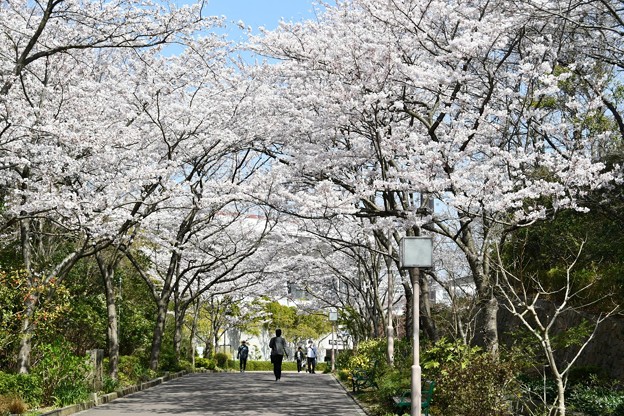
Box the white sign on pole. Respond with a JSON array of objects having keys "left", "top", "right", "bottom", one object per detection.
[
  {"left": 329, "top": 311, "right": 338, "bottom": 321},
  {"left": 400, "top": 236, "right": 433, "bottom": 268}
]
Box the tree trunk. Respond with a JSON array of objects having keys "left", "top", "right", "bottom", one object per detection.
[
  {"left": 403, "top": 280, "right": 413, "bottom": 339},
  {"left": 544, "top": 335, "right": 566, "bottom": 416},
  {"left": 403, "top": 272, "right": 438, "bottom": 342},
  {"left": 96, "top": 252, "right": 121, "bottom": 380},
  {"left": 173, "top": 317, "right": 182, "bottom": 363},
  {"left": 189, "top": 301, "right": 200, "bottom": 363},
  {"left": 173, "top": 303, "right": 189, "bottom": 364},
  {"left": 17, "top": 294, "right": 37, "bottom": 374},
  {"left": 459, "top": 220, "right": 499, "bottom": 355},
  {"left": 205, "top": 340, "right": 213, "bottom": 358},
  {"left": 474, "top": 285, "right": 499, "bottom": 355},
  {"left": 419, "top": 270, "right": 438, "bottom": 342},
  {"left": 105, "top": 284, "right": 120, "bottom": 381},
  {"left": 554, "top": 375, "right": 566, "bottom": 416},
  {"left": 149, "top": 300, "right": 169, "bottom": 371},
  {"left": 17, "top": 213, "right": 33, "bottom": 374},
  {"left": 214, "top": 331, "right": 219, "bottom": 354}
]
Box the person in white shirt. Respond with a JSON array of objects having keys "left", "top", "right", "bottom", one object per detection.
[{"left": 306, "top": 340, "right": 317, "bottom": 374}]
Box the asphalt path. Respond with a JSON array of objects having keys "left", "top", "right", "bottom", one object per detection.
[{"left": 74, "top": 371, "right": 368, "bottom": 416}]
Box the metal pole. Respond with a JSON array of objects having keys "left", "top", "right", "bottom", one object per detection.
[
  {"left": 331, "top": 324, "right": 336, "bottom": 372},
  {"left": 411, "top": 267, "right": 421, "bottom": 416},
  {"left": 387, "top": 229, "right": 394, "bottom": 367},
  {"left": 329, "top": 310, "right": 337, "bottom": 372}
]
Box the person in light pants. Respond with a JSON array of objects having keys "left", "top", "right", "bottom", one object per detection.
[{"left": 306, "top": 340, "right": 317, "bottom": 374}]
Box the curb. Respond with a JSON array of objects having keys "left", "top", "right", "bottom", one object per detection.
[
  {"left": 330, "top": 373, "right": 371, "bottom": 416},
  {"left": 40, "top": 370, "right": 193, "bottom": 416}
]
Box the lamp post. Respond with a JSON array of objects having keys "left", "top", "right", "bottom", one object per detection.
[
  {"left": 329, "top": 310, "right": 338, "bottom": 372},
  {"left": 400, "top": 236, "right": 433, "bottom": 416},
  {"left": 386, "top": 229, "right": 395, "bottom": 367}
]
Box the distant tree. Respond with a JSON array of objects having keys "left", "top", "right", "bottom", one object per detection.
[
  {"left": 277, "top": 217, "right": 393, "bottom": 342},
  {"left": 251, "top": 300, "right": 331, "bottom": 352}
]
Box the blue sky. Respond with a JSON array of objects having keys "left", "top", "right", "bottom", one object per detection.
[{"left": 205, "top": 0, "right": 319, "bottom": 38}]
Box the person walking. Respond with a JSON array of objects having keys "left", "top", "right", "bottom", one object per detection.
[
  {"left": 269, "top": 328, "right": 289, "bottom": 381},
  {"left": 237, "top": 340, "right": 249, "bottom": 373},
  {"left": 295, "top": 346, "right": 305, "bottom": 373},
  {"left": 306, "top": 340, "right": 317, "bottom": 374}
]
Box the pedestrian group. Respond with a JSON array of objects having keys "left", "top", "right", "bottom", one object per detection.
[{"left": 238, "top": 329, "right": 320, "bottom": 381}]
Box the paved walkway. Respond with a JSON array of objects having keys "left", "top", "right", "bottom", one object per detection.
[{"left": 74, "top": 371, "right": 368, "bottom": 416}]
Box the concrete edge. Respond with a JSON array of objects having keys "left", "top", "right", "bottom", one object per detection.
[
  {"left": 330, "top": 373, "right": 371, "bottom": 416},
  {"left": 39, "top": 370, "right": 200, "bottom": 416}
]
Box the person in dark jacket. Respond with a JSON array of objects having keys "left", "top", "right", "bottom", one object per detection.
[
  {"left": 295, "top": 346, "right": 305, "bottom": 373},
  {"left": 237, "top": 340, "right": 249, "bottom": 373},
  {"left": 269, "top": 328, "right": 289, "bottom": 381}
]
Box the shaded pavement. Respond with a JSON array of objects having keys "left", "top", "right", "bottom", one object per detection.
[{"left": 74, "top": 371, "right": 368, "bottom": 416}]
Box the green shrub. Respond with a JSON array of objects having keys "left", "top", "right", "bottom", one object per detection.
[
  {"left": 117, "top": 355, "right": 151, "bottom": 386},
  {"left": 568, "top": 380, "right": 624, "bottom": 416},
  {"left": 30, "top": 341, "right": 91, "bottom": 407},
  {"left": 0, "top": 372, "right": 42, "bottom": 407},
  {"left": 335, "top": 348, "right": 354, "bottom": 370},
  {"left": 345, "top": 338, "right": 521, "bottom": 416},
  {"left": 376, "top": 368, "right": 410, "bottom": 400},
  {"left": 157, "top": 352, "right": 178, "bottom": 372},
  {"left": 346, "top": 339, "right": 388, "bottom": 373},
  {"left": 516, "top": 373, "right": 558, "bottom": 407},
  {"left": 213, "top": 353, "right": 230, "bottom": 369},
  {"left": 195, "top": 358, "right": 216, "bottom": 370},
  {"left": 52, "top": 382, "right": 90, "bottom": 408},
  {"left": 567, "top": 365, "right": 607, "bottom": 386},
  {"left": 337, "top": 368, "right": 350, "bottom": 382},
  {"left": 245, "top": 361, "right": 273, "bottom": 371},
  {"left": 177, "top": 359, "right": 192, "bottom": 373},
  {"left": 226, "top": 360, "right": 327, "bottom": 373},
  {"left": 102, "top": 375, "right": 120, "bottom": 394},
  {"left": 431, "top": 352, "right": 518, "bottom": 416},
  {"left": 156, "top": 352, "right": 193, "bottom": 374},
  {"left": 420, "top": 337, "right": 482, "bottom": 379},
  {"left": 316, "top": 362, "right": 327, "bottom": 373}
]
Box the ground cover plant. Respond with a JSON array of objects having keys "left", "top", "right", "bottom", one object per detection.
[{"left": 336, "top": 338, "right": 624, "bottom": 416}]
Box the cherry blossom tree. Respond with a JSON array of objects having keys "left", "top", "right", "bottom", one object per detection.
[
  {"left": 283, "top": 215, "right": 406, "bottom": 343},
  {"left": 0, "top": 0, "right": 223, "bottom": 373},
  {"left": 129, "top": 205, "right": 280, "bottom": 370},
  {"left": 0, "top": 48, "right": 167, "bottom": 373},
  {"left": 517, "top": 0, "right": 624, "bottom": 145},
  {"left": 248, "top": 0, "right": 620, "bottom": 356},
  {"left": 1, "top": 0, "right": 621, "bottom": 383},
  {"left": 102, "top": 33, "right": 301, "bottom": 370},
  {"left": 286, "top": 222, "right": 377, "bottom": 336}
]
